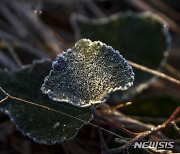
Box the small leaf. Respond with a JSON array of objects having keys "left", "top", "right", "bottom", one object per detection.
[
  {"left": 41, "top": 39, "right": 134, "bottom": 107},
  {"left": 0, "top": 59, "right": 91, "bottom": 144},
  {"left": 72, "top": 12, "right": 170, "bottom": 101}
]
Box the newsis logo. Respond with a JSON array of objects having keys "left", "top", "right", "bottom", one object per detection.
[{"left": 133, "top": 141, "right": 174, "bottom": 149}]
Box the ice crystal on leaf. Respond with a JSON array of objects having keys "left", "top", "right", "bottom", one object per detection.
[{"left": 41, "top": 39, "right": 134, "bottom": 107}]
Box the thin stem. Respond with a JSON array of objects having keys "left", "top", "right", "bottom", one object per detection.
[
  {"left": 0, "top": 96, "right": 9, "bottom": 103},
  {"left": 113, "top": 102, "right": 132, "bottom": 110},
  {"left": 0, "top": 51, "right": 19, "bottom": 70},
  {"left": 165, "top": 64, "right": 180, "bottom": 80},
  {"left": 84, "top": 0, "right": 106, "bottom": 18},
  {"left": 162, "top": 106, "right": 180, "bottom": 127},
  {"left": 98, "top": 115, "right": 138, "bottom": 137},
  {"left": 126, "top": 0, "right": 180, "bottom": 34},
  {"left": 0, "top": 86, "right": 124, "bottom": 139},
  {"left": 2, "top": 41, "right": 22, "bottom": 67},
  {"left": 108, "top": 106, "right": 180, "bottom": 153},
  {"left": 0, "top": 86, "right": 10, "bottom": 96},
  {"left": 91, "top": 105, "right": 108, "bottom": 154},
  {"left": 171, "top": 121, "right": 180, "bottom": 134},
  {"left": 128, "top": 60, "right": 180, "bottom": 85}
]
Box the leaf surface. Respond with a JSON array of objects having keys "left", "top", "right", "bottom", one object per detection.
[
  {"left": 41, "top": 39, "right": 134, "bottom": 107},
  {"left": 0, "top": 59, "right": 91, "bottom": 144}
]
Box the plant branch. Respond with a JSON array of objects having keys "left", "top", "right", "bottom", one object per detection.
[
  {"left": 0, "top": 96, "right": 8, "bottom": 103},
  {"left": 162, "top": 106, "right": 180, "bottom": 127},
  {"left": 107, "top": 106, "right": 180, "bottom": 153},
  {"left": 171, "top": 121, "right": 180, "bottom": 135},
  {"left": 165, "top": 64, "right": 180, "bottom": 80},
  {"left": 0, "top": 86, "right": 10, "bottom": 96},
  {"left": 98, "top": 115, "right": 138, "bottom": 137},
  {"left": 91, "top": 105, "right": 108, "bottom": 154},
  {"left": 128, "top": 60, "right": 180, "bottom": 85}
]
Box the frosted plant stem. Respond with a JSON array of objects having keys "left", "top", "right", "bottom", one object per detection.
[
  {"left": 90, "top": 105, "right": 109, "bottom": 154},
  {"left": 128, "top": 60, "right": 180, "bottom": 85}
]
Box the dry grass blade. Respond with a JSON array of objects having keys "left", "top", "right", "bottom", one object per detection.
[
  {"left": 0, "top": 51, "right": 19, "bottom": 70},
  {"left": 148, "top": 0, "right": 180, "bottom": 23},
  {"left": 164, "top": 64, "right": 180, "bottom": 80},
  {"left": 1, "top": 41, "right": 22, "bottom": 67}
]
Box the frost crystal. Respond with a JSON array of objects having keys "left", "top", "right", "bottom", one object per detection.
[{"left": 41, "top": 39, "right": 134, "bottom": 107}]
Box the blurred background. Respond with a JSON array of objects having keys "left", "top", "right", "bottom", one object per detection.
[{"left": 0, "top": 0, "right": 180, "bottom": 153}]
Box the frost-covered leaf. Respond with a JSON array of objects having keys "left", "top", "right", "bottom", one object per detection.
[
  {"left": 41, "top": 39, "right": 134, "bottom": 107},
  {"left": 0, "top": 59, "right": 91, "bottom": 144},
  {"left": 72, "top": 12, "right": 170, "bottom": 101}
]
